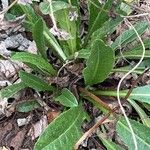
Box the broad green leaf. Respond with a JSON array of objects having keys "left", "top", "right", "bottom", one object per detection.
[
  {"left": 117, "top": 118, "right": 150, "bottom": 150},
  {"left": 117, "top": 39, "right": 150, "bottom": 59},
  {"left": 39, "top": 1, "right": 70, "bottom": 15},
  {"left": 91, "top": 16, "right": 123, "bottom": 41},
  {"left": 112, "top": 66, "right": 143, "bottom": 75},
  {"left": 19, "top": 71, "right": 54, "bottom": 91},
  {"left": 129, "top": 85, "right": 150, "bottom": 104},
  {"left": 76, "top": 49, "right": 91, "bottom": 59},
  {"left": 19, "top": 4, "right": 38, "bottom": 25},
  {"left": 101, "top": 138, "right": 124, "bottom": 150},
  {"left": 11, "top": 52, "right": 56, "bottom": 76},
  {"left": 81, "top": 17, "right": 122, "bottom": 58},
  {"left": 34, "top": 106, "right": 85, "bottom": 150},
  {"left": 83, "top": 39, "right": 114, "bottom": 85},
  {"left": 0, "top": 82, "right": 26, "bottom": 99},
  {"left": 138, "top": 59, "right": 150, "bottom": 69},
  {"left": 16, "top": 100, "right": 40, "bottom": 112},
  {"left": 129, "top": 99, "right": 150, "bottom": 127},
  {"left": 17, "top": 5, "right": 39, "bottom": 32},
  {"left": 113, "top": 60, "right": 150, "bottom": 73},
  {"left": 54, "top": 7, "right": 77, "bottom": 56},
  {"left": 120, "top": 2, "right": 132, "bottom": 15},
  {"left": 43, "top": 27, "right": 67, "bottom": 61},
  {"left": 55, "top": 88, "right": 78, "bottom": 107},
  {"left": 118, "top": 50, "right": 150, "bottom": 59},
  {"left": 39, "top": 2, "right": 50, "bottom": 15},
  {"left": 93, "top": 85, "right": 150, "bottom": 104},
  {"left": 111, "top": 21, "right": 149, "bottom": 50},
  {"left": 143, "top": 103, "right": 150, "bottom": 112},
  {"left": 87, "top": 0, "right": 113, "bottom": 37},
  {"left": 32, "top": 18, "right": 47, "bottom": 59}
]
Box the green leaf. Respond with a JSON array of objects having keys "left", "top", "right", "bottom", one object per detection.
[
  {"left": 111, "top": 21, "right": 149, "bottom": 50},
  {"left": 118, "top": 50, "right": 150, "bottom": 59},
  {"left": 84, "top": 0, "right": 113, "bottom": 46},
  {"left": 76, "top": 48, "right": 91, "bottom": 59},
  {"left": 54, "top": 7, "right": 77, "bottom": 56},
  {"left": 0, "top": 82, "right": 26, "bottom": 99},
  {"left": 117, "top": 118, "right": 150, "bottom": 150},
  {"left": 16, "top": 100, "right": 40, "bottom": 112},
  {"left": 129, "top": 99, "right": 150, "bottom": 128},
  {"left": 83, "top": 39, "right": 114, "bottom": 85},
  {"left": 34, "top": 106, "right": 85, "bottom": 150},
  {"left": 120, "top": 2, "right": 132, "bottom": 15},
  {"left": 117, "top": 39, "right": 150, "bottom": 59},
  {"left": 138, "top": 59, "right": 150, "bottom": 69},
  {"left": 91, "top": 16, "right": 123, "bottom": 41},
  {"left": 55, "top": 88, "right": 78, "bottom": 107},
  {"left": 32, "top": 18, "right": 47, "bottom": 59},
  {"left": 87, "top": 0, "right": 113, "bottom": 37},
  {"left": 92, "top": 85, "right": 150, "bottom": 104},
  {"left": 39, "top": 2, "right": 50, "bottom": 15},
  {"left": 129, "top": 85, "right": 150, "bottom": 104},
  {"left": 43, "top": 27, "right": 67, "bottom": 61},
  {"left": 39, "top": 1, "right": 70, "bottom": 15},
  {"left": 19, "top": 71, "right": 54, "bottom": 92},
  {"left": 11, "top": 52, "right": 56, "bottom": 76},
  {"left": 19, "top": 5, "right": 38, "bottom": 26},
  {"left": 101, "top": 138, "right": 124, "bottom": 150}
]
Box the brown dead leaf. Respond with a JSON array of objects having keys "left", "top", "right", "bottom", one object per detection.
[
  {"left": 66, "top": 63, "right": 84, "bottom": 76},
  {"left": 0, "top": 60, "right": 23, "bottom": 79},
  {"left": 0, "top": 15, "right": 25, "bottom": 31},
  {"left": 47, "top": 111, "right": 60, "bottom": 123},
  {"left": 10, "top": 129, "right": 27, "bottom": 150},
  {"left": 0, "top": 98, "right": 8, "bottom": 115},
  {"left": 27, "top": 115, "right": 48, "bottom": 140},
  {"left": 0, "top": 123, "right": 13, "bottom": 143},
  {"left": 0, "top": 97, "right": 16, "bottom": 117},
  {"left": 50, "top": 26, "right": 71, "bottom": 40}
]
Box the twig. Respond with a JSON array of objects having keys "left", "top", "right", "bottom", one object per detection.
[
  {"left": 79, "top": 87, "right": 113, "bottom": 112},
  {"left": 122, "top": 13, "right": 149, "bottom": 18},
  {"left": 74, "top": 112, "right": 111, "bottom": 150}
]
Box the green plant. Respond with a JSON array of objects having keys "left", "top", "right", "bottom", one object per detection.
[{"left": 1, "top": 0, "right": 150, "bottom": 150}]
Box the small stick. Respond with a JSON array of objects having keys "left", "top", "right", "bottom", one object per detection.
[
  {"left": 74, "top": 112, "right": 111, "bottom": 150},
  {"left": 122, "top": 13, "right": 149, "bottom": 18},
  {"left": 79, "top": 87, "right": 113, "bottom": 112}
]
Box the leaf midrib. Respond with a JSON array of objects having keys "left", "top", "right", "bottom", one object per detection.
[{"left": 91, "top": 49, "right": 100, "bottom": 84}]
